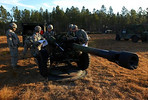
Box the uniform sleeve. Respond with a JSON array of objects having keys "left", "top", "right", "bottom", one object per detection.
[
  {"left": 32, "top": 34, "right": 36, "bottom": 42},
  {"left": 81, "top": 30, "right": 89, "bottom": 42},
  {"left": 16, "top": 35, "right": 20, "bottom": 46},
  {"left": 6, "top": 32, "right": 14, "bottom": 47}
]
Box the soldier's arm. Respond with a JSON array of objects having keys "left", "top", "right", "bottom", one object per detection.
[
  {"left": 6, "top": 32, "right": 14, "bottom": 47},
  {"left": 32, "top": 34, "right": 37, "bottom": 42},
  {"left": 17, "top": 35, "right": 20, "bottom": 45},
  {"left": 81, "top": 30, "right": 89, "bottom": 43}
]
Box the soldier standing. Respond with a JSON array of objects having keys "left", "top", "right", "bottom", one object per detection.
[
  {"left": 32, "top": 26, "right": 45, "bottom": 57},
  {"left": 6, "top": 23, "right": 20, "bottom": 69},
  {"left": 72, "top": 25, "right": 89, "bottom": 45},
  {"left": 43, "top": 24, "right": 55, "bottom": 39},
  {"left": 43, "top": 24, "right": 56, "bottom": 54}
]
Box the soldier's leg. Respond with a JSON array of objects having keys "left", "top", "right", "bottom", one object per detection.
[
  {"left": 10, "top": 47, "right": 18, "bottom": 68},
  {"left": 10, "top": 48, "right": 16, "bottom": 68},
  {"left": 14, "top": 48, "right": 18, "bottom": 66}
]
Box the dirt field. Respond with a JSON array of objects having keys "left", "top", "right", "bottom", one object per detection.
[{"left": 0, "top": 34, "right": 148, "bottom": 100}]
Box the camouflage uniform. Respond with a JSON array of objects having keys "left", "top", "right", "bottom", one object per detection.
[
  {"left": 22, "top": 36, "right": 33, "bottom": 57},
  {"left": 67, "top": 24, "right": 74, "bottom": 37},
  {"left": 6, "top": 28, "right": 20, "bottom": 68},
  {"left": 72, "top": 25, "right": 89, "bottom": 45},
  {"left": 43, "top": 24, "right": 56, "bottom": 54},
  {"left": 43, "top": 24, "right": 55, "bottom": 40},
  {"left": 32, "top": 32, "right": 45, "bottom": 57},
  {"left": 32, "top": 32, "right": 44, "bottom": 42},
  {"left": 75, "top": 29, "right": 89, "bottom": 44},
  {"left": 67, "top": 31, "right": 75, "bottom": 37},
  {"left": 43, "top": 31, "right": 55, "bottom": 40}
]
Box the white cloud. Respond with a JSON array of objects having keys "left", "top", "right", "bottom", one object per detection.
[
  {"left": 43, "top": 3, "right": 51, "bottom": 8},
  {"left": 0, "top": 0, "right": 35, "bottom": 9}
]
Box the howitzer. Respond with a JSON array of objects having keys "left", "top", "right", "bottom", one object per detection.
[{"left": 36, "top": 35, "right": 139, "bottom": 78}]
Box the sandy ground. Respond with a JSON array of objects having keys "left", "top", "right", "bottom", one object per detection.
[{"left": 0, "top": 34, "right": 148, "bottom": 100}]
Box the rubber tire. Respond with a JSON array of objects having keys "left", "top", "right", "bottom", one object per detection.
[
  {"left": 77, "top": 53, "right": 90, "bottom": 70},
  {"left": 132, "top": 36, "right": 139, "bottom": 43},
  {"left": 36, "top": 49, "right": 49, "bottom": 78},
  {"left": 115, "top": 34, "right": 121, "bottom": 41}
]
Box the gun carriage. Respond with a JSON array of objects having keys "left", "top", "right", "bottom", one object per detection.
[{"left": 35, "top": 34, "right": 139, "bottom": 78}]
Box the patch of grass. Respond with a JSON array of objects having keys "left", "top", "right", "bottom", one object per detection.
[{"left": 0, "top": 86, "right": 17, "bottom": 100}]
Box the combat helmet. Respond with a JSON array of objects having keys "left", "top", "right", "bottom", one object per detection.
[
  {"left": 69, "top": 24, "right": 73, "bottom": 29},
  {"left": 72, "top": 25, "right": 78, "bottom": 30},
  {"left": 48, "top": 24, "right": 53, "bottom": 30},
  {"left": 9, "top": 23, "right": 17, "bottom": 28},
  {"left": 34, "top": 26, "right": 42, "bottom": 32}
]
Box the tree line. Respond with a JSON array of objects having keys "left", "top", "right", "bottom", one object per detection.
[{"left": 0, "top": 5, "right": 148, "bottom": 35}]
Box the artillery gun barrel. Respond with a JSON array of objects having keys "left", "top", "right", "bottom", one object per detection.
[{"left": 72, "top": 43, "right": 139, "bottom": 70}]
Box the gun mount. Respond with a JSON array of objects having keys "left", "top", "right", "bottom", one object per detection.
[{"left": 35, "top": 35, "right": 139, "bottom": 78}]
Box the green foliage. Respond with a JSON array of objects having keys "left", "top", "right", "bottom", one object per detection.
[{"left": 0, "top": 5, "right": 148, "bottom": 35}]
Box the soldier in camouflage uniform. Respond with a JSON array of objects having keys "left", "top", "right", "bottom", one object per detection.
[
  {"left": 32, "top": 26, "right": 45, "bottom": 57},
  {"left": 43, "top": 24, "right": 55, "bottom": 39},
  {"left": 72, "top": 25, "right": 89, "bottom": 45},
  {"left": 43, "top": 24, "right": 56, "bottom": 54},
  {"left": 6, "top": 23, "right": 20, "bottom": 69},
  {"left": 67, "top": 24, "right": 74, "bottom": 36}
]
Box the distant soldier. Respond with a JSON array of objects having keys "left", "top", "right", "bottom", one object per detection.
[
  {"left": 6, "top": 23, "right": 20, "bottom": 69},
  {"left": 72, "top": 25, "right": 89, "bottom": 45},
  {"left": 67, "top": 24, "right": 74, "bottom": 37}
]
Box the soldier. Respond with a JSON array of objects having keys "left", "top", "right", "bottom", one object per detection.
[
  {"left": 67, "top": 24, "right": 74, "bottom": 36},
  {"left": 32, "top": 26, "right": 45, "bottom": 57},
  {"left": 6, "top": 23, "right": 20, "bottom": 69},
  {"left": 72, "top": 25, "right": 89, "bottom": 45},
  {"left": 43, "top": 24, "right": 56, "bottom": 54},
  {"left": 43, "top": 24, "right": 55, "bottom": 39}
]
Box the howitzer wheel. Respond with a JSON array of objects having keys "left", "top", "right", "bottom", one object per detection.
[{"left": 77, "top": 52, "right": 90, "bottom": 70}]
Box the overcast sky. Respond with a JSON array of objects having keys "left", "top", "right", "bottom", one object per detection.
[{"left": 0, "top": 0, "right": 148, "bottom": 13}]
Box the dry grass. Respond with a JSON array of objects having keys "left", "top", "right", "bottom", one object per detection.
[
  {"left": 0, "top": 86, "right": 17, "bottom": 100},
  {"left": 0, "top": 34, "right": 148, "bottom": 100}
]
